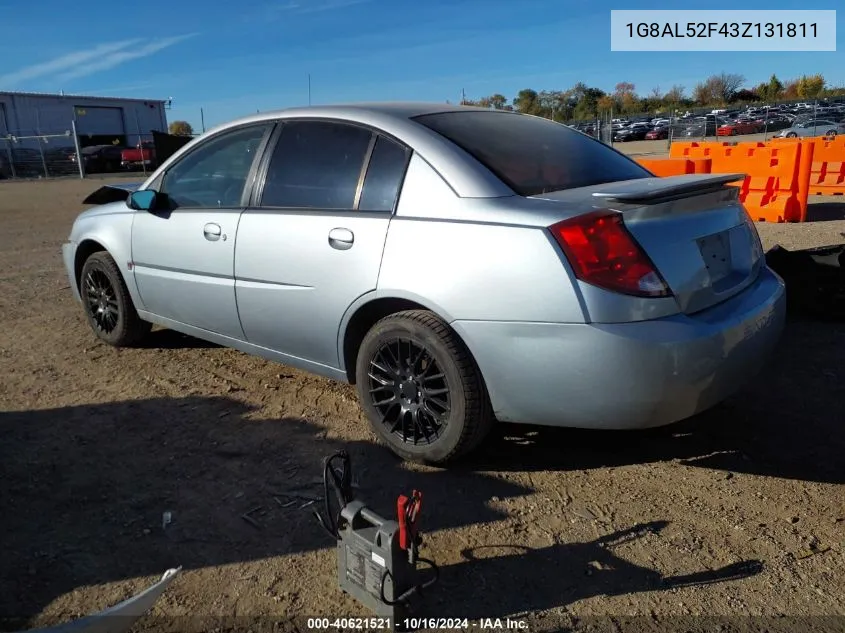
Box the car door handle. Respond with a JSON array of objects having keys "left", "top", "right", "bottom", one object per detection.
[
  {"left": 203, "top": 223, "right": 222, "bottom": 242},
  {"left": 328, "top": 227, "right": 354, "bottom": 250}
]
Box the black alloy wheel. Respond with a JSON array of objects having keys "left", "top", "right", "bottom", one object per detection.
[
  {"left": 367, "top": 337, "right": 451, "bottom": 445},
  {"left": 80, "top": 251, "right": 151, "bottom": 346},
  {"left": 355, "top": 310, "right": 494, "bottom": 464},
  {"left": 84, "top": 267, "right": 119, "bottom": 335}
]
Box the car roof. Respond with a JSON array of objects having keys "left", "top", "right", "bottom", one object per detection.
[
  {"left": 154, "top": 102, "right": 520, "bottom": 199},
  {"left": 220, "top": 101, "right": 496, "bottom": 128}
]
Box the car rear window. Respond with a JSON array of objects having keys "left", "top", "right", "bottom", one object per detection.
[{"left": 413, "top": 110, "right": 650, "bottom": 196}]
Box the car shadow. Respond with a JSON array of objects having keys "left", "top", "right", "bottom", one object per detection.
[
  {"left": 136, "top": 328, "right": 221, "bottom": 349},
  {"left": 0, "top": 397, "right": 529, "bottom": 627},
  {"left": 427, "top": 521, "right": 763, "bottom": 620},
  {"left": 805, "top": 202, "right": 845, "bottom": 222},
  {"left": 0, "top": 397, "right": 762, "bottom": 630},
  {"left": 463, "top": 312, "right": 845, "bottom": 485}
]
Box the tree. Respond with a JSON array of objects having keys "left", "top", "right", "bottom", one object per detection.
[
  {"left": 663, "top": 85, "right": 685, "bottom": 107},
  {"left": 169, "top": 120, "right": 194, "bottom": 136},
  {"left": 694, "top": 73, "right": 745, "bottom": 105},
  {"left": 797, "top": 74, "right": 825, "bottom": 98},
  {"left": 783, "top": 80, "right": 800, "bottom": 99},
  {"left": 537, "top": 90, "right": 571, "bottom": 120},
  {"left": 597, "top": 95, "right": 616, "bottom": 113},
  {"left": 613, "top": 82, "right": 638, "bottom": 112},
  {"left": 513, "top": 89, "right": 541, "bottom": 114},
  {"left": 762, "top": 74, "right": 784, "bottom": 101},
  {"left": 488, "top": 94, "right": 509, "bottom": 110},
  {"left": 693, "top": 81, "right": 713, "bottom": 105},
  {"left": 734, "top": 89, "right": 760, "bottom": 102},
  {"left": 570, "top": 83, "right": 606, "bottom": 120},
  {"left": 717, "top": 72, "right": 745, "bottom": 102}
]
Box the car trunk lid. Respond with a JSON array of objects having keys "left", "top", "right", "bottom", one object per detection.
[{"left": 534, "top": 174, "right": 764, "bottom": 315}]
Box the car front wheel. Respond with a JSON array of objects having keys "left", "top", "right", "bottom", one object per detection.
[
  {"left": 80, "top": 251, "right": 151, "bottom": 347},
  {"left": 355, "top": 310, "right": 493, "bottom": 464}
]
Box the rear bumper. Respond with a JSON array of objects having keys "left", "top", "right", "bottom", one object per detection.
[
  {"left": 62, "top": 241, "right": 81, "bottom": 302},
  {"left": 451, "top": 267, "right": 786, "bottom": 430}
]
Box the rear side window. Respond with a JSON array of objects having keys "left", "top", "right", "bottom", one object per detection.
[
  {"left": 358, "top": 136, "right": 410, "bottom": 212},
  {"left": 413, "top": 111, "right": 650, "bottom": 197},
  {"left": 260, "top": 121, "right": 372, "bottom": 209}
]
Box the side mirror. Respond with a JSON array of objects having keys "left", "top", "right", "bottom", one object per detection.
[{"left": 128, "top": 189, "right": 157, "bottom": 211}]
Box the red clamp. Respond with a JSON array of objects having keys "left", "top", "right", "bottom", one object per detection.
[{"left": 397, "top": 490, "right": 423, "bottom": 551}]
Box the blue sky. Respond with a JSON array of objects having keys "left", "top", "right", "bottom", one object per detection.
[{"left": 0, "top": 0, "right": 841, "bottom": 130}]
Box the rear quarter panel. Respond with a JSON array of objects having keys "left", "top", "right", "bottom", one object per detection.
[{"left": 378, "top": 154, "right": 587, "bottom": 323}]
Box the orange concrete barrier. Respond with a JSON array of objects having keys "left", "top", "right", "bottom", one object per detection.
[
  {"left": 669, "top": 141, "right": 745, "bottom": 159},
  {"left": 806, "top": 137, "right": 845, "bottom": 196},
  {"left": 636, "top": 157, "right": 711, "bottom": 176},
  {"left": 714, "top": 141, "right": 811, "bottom": 223},
  {"left": 657, "top": 139, "right": 814, "bottom": 222}
]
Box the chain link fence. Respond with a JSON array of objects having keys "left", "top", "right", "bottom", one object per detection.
[{"left": 1, "top": 126, "right": 196, "bottom": 181}]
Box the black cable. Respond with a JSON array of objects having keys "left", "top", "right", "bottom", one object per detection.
[
  {"left": 379, "top": 557, "right": 440, "bottom": 606},
  {"left": 313, "top": 450, "right": 353, "bottom": 540}
]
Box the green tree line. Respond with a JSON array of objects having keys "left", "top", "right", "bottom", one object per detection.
[{"left": 460, "top": 73, "right": 845, "bottom": 122}]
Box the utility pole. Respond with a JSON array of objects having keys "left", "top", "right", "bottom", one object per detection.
[{"left": 461, "top": 88, "right": 466, "bottom": 104}]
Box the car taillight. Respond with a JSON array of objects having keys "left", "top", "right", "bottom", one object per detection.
[{"left": 549, "top": 210, "right": 671, "bottom": 298}]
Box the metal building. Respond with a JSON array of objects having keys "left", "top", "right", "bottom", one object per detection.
[{"left": 0, "top": 91, "right": 168, "bottom": 149}]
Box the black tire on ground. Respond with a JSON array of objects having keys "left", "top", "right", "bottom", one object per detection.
[
  {"left": 787, "top": 132, "right": 798, "bottom": 138},
  {"left": 80, "top": 251, "right": 151, "bottom": 347},
  {"left": 355, "top": 309, "right": 494, "bottom": 465},
  {"left": 826, "top": 130, "right": 837, "bottom": 137}
]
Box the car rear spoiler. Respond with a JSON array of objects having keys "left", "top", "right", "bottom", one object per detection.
[
  {"left": 592, "top": 173, "right": 746, "bottom": 204},
  {"left": 82, "top": 182, "right": 143, "bottom": 205}
]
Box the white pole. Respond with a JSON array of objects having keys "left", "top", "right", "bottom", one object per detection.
[{"left": 71, "top": 120, "right": 84, "bottom": 179}]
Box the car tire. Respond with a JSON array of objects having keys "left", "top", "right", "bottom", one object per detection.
[
  {"left": 826, "top": 130, "right": 837, "bottom": 137},
  {"left": 80, "top": 251, "right": 151, "bottom": 347},
  {"left": 787, "top": 132, "right": 798, "bottom": 138},
  {"left": 355, "top": 309, "right": 493, "bottom": 465}
]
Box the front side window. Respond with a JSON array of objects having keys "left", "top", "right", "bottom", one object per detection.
[
  {"left": 413, "top": 111, "right": 650, "bottom": 197},
  {"left": 260, "top": 121, "right": 372, "bottom": 209},
  {"left": 160, "top": 124, "right": 270, "bottom": 209}
]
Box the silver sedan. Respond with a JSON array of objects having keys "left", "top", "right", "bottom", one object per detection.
[
  {"left": 62, "top": 103, "right": 786, "bottom": 464},
  {"left": 775, "top": 119, "right": 845, "bottom": 138}
]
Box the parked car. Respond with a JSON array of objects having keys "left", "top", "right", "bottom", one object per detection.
[
  {"left": 683, "top": 116, "right": 723, "bottom": 137},
  {"left": 121, "top": 141, "right": 157, "bottom": 170},
  {"left": 70, "top": 145, "right": 125, "bottom": 173},
  {"left": 775, "top": 119, "right": 845, "bottom": 138},
  {"left": 645, "top": 126, "right": 669, "bottom": 140},
  {"left": 43, "top": 146, "right": 78, "bottom": 176},
  {"left": 61, "top": 103, "right": 786, "bottom": 464},
  {"left": 613, "top": 124, "right": 649, "bottom": 141},
  {"left": 753, "top": 116, "right": 794, "bottom": 132},
  {"left": 716, "top": 120, "right": 761, "bottom": 136}
]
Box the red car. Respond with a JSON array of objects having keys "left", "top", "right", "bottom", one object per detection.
[
  {"left": 120, "top": 141, "right": 157, "bottom": 170},
  {"left": 645, "top": 127, "right": 669, "bottom": 140},
  {"left": 716, "top": 120, "right": 760, "bottom": 136}
]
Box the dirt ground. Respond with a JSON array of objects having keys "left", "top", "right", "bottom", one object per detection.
[{"left": 1, "top": 175, "right": 844, "bottom": 633}]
